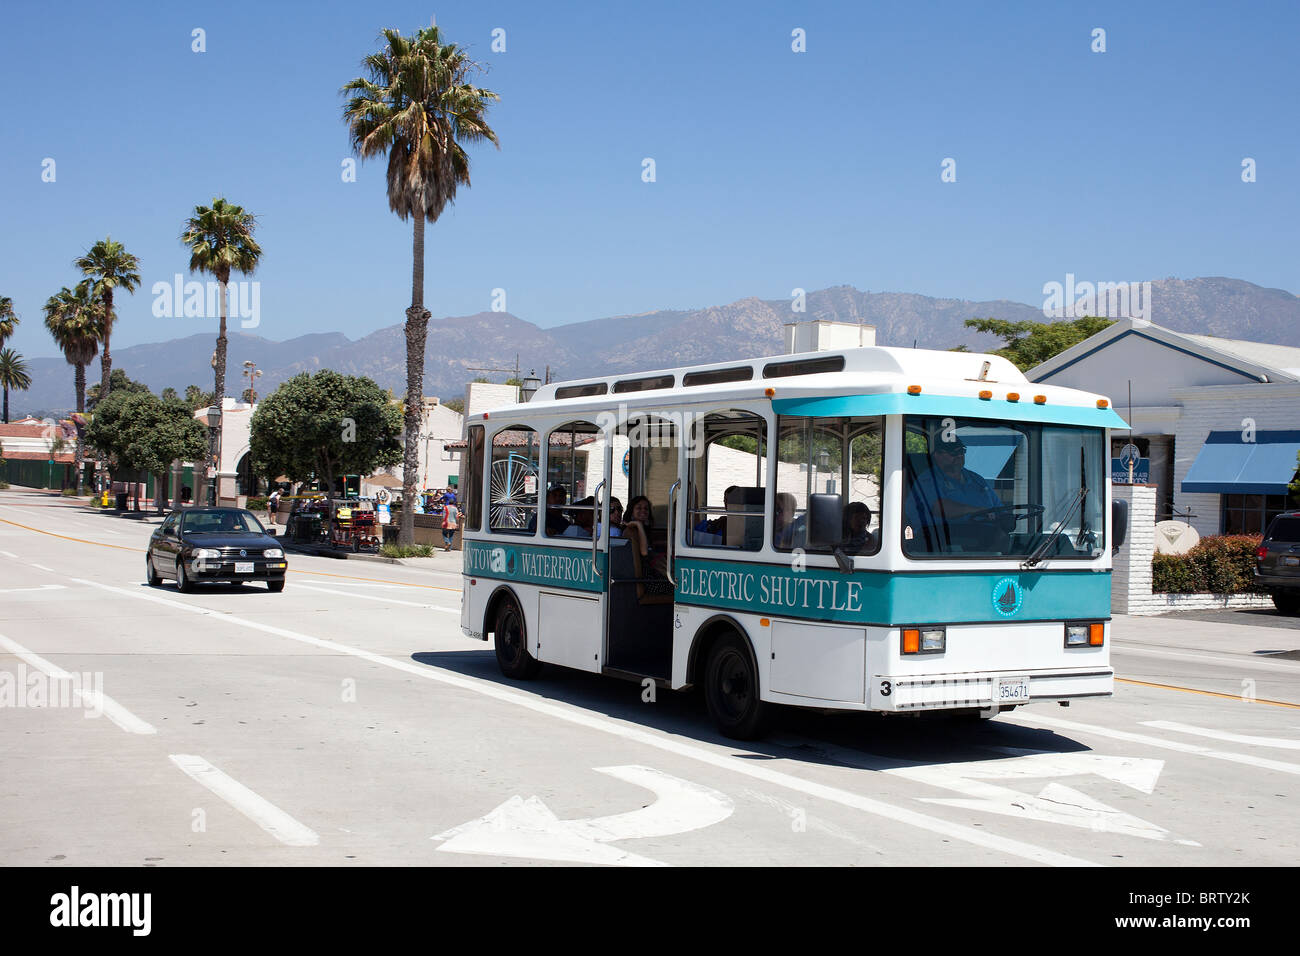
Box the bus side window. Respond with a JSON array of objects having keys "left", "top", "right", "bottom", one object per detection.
[{"left": 687, "top": 411, "right": 767, "bottom": 551}]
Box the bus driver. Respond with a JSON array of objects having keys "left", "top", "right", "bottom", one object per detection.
[{"left": 906, "top": 434, "right": 1014, "bottom": 552}]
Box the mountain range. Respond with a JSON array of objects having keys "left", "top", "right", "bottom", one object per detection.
[{"left": 11, "top": 276, "right": 1299, "bottom": 417}]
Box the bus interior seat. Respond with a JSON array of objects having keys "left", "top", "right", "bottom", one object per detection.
[{"left": 724, "top": 486, "right": 765, "bottom": 550}]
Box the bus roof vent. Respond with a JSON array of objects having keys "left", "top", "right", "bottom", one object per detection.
[
  {"left": 554, "top": 382, "right": 608, "bottom": 400},
  {"left": 682, "top": 366, "right": 754, "bottom": 387},
  {"left": 762, "top": 355, "right": 846, "bottom": 379},
  {"left": 613, "top": 374, "right": 676, "bottom": 394}
]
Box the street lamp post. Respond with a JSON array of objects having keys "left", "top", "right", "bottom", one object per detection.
[
  {"left": 206, "top": 404, "right": 222, "bottom": 506},
  {"left": 521, "top": 370, "right": 542, "bottom": 402}
]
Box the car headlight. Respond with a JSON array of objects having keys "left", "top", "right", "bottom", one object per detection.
[
  {"left": 192, "top": 548, "right": 219, "bottom": 559},
  {"left": 263, "top": 548, "right": 284, "bottom": 559}
]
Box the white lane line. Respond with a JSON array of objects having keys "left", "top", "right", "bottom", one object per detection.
[
  {"left": 168, "top": 754, "right": 319, "bottom": 847},
  {"left": 0, "top": 633, "right": 157, "bottom": 735},
  {"left": 1140, "top": 721, "right": 1300, "bottom": 750},
  {"left": 0, "top": 549, "right": 17, "bottom": 558},
  {"left": 1011, "top": 712, "right": 1300, "bottom": 776},
  {"left": 71, "top": 577, "right": 1093, "bottom": 867},
  {"left": 1116, "top": 644, "right": 1300, "bottom": 673},
  {"left": 0, "top": 585, "right": 67, "bottom": 594},
  {"left": 294, "top": 582, "right": 459, "bottom": 613},
  {"left": 30, "top": 563, "right": 55, "bottom": 572}
]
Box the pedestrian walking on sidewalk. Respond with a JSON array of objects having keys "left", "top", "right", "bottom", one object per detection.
[{"left": 441, "top": 500, "right": 459, "bottom": 551}]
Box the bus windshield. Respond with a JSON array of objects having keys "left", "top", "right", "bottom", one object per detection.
[{"left": 902, "top": 416, "right": 1105, "bottom": 560}]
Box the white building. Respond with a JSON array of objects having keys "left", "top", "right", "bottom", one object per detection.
[
  {"left": 1029, "top": 318, "right": 1300, "bottom": 537},
  {"left": 389, "top": 397, "right": 465, "bottom": 492}
]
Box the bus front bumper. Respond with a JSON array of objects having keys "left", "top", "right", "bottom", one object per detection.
[{"left": 868, "top": 667, "right": 1113, "bottom": 712}]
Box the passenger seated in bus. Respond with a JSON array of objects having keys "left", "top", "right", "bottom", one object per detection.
[
  {"left": 562, "top": 497, "right": 623, "bottom": 539},
  {"left": 906, "top": 435, "right": 1013, "bottom": 551},
  {"left": 544, "top": 483, "right": 571, "bottom": 535},
  {"left": 623, "top": 496, "right": 672, "bottom": 593},
  {"left": 841, "top": 501, "right": 876, "bottom": 554},
  {"left": 609, "top": 497, "right": 624, "bottom": 530},
  {"left": 774, "top": 493, "right": 798, "bottom": 549}
]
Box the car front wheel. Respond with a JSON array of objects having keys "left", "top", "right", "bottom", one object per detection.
[
  {"left": 176, "top": 560, "right": 194, "bottom": 594},
  {"left": 146, "top": 553, "right": 161, "bottom": 587}
]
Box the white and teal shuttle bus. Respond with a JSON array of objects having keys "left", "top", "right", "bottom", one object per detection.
[{"left": 459, "top": 346, "right": 1128, "bottom": 738}]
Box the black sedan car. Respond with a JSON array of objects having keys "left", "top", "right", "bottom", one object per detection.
[{"left": 147, "top": 508, "right": 288, "bottom": 592}]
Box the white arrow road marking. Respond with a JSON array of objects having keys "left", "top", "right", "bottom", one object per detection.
[
  {"left": 1012, "top": 712, "right": 1300, "bottom": 776},
  {"left": 1141, "top": 721, "right": 1300, "bottom": 750},
  {"left": 433, "top": 766, "right": 734, "bottom": 866},
  {"left": 169, "top": 754, "right": 319, "bottom": 847},
  {"left": 70, "top": 578, "right": 1098, "bottom": 866},
  {"left": 0, "top": 633, "right": 156, "bottom": 735},
  {"left": 887, "top": 751, "right": 1171, "bottom": 841},
  {"left": 0, "top": 584, "right": 66, "bottom": 594}
]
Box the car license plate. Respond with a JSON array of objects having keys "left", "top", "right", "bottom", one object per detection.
[
  {"left": 996, "top": 676, "right": 1031, "bottom": 703},
  {"left": 235, "top": 562, "right": 254, "bottom": 574},
  {"left": 1284, "top": 556, "right": 1299, "bottom": 567}
]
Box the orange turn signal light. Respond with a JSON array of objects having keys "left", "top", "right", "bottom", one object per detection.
[
  {"left": 907, "top": 385, "right": 922, "bottom": 395},
  {"left": 1096, "top": 399, "right": 1109, "bottom": 408},
  {"left": 1089, "top": 623, "right": 1104, "bottom": 646},
  {"left": 1033, "top": 395, "right": 1047, "bottom": 405},
  {"left": 978, "top": 390, "right": 992, "bottom": 400},
  {"left": 902, "top": 628, "right": 920, "bottom": 654},
  {"left": 764, "top": 387, "right": 775, "bottom": 397},
  {"left": 1006, "top": 392, "right": 1020, "bottom": 402},
  {"left": 760, "top": 618, "right": 770, "bottom": 627}
]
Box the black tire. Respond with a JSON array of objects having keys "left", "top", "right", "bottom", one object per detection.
[
  {"left": 176, "top": 560, "right": 194, "bottom": 594},
  {"left": 146, "top": 553, "right": 161, "bottom": 587},
  {"left": 1274, "top": 592, "right": 1300, "bottom": 616},
  {"left": 704, "top": 633, "right": 773, "bottom": 740},
  {"left": 493, "top": 598, "right": 540, "bottom": 680},
  {"left": 267, "top": 580, "right": 285, "bottom": 593}
]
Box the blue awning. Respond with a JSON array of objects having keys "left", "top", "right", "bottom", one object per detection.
[{"left": 1181, "top": 430, "right": 1300, "bottom": 495}]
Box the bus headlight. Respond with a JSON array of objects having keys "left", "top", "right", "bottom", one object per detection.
[
  {"left": 902, "top": 627, "right": 945, "bottom": 654},
  {"left": 1065, "top": 623, "right": 1103, "bottom": 647}
]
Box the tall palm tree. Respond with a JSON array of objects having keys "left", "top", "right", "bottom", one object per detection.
[
  {"left": 0, "top": 348, "right": 32, "bottom": 423},
  {"left": 44, "top": 284, "right": 103, "bottom": 493},
  {"left": 181, "top": 198, "right": 262, "bottom": 485},
  {"left": 74, "top": 237, "right": 141, "bottom": 400},
  {"left": 0, "top": 296, "right": 18, "bottom": 350},
  {"left": 342, "top": 26, "right": 499, "bottom": 545}
]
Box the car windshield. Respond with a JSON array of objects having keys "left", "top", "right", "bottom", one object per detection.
[
  {"left": 902, "top": 416, "right": 1106, "bottom": 560},
  {"left": 183, "top": 510, "right": 266, "bottom": 535}
]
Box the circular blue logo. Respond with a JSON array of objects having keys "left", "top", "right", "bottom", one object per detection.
[
  {"left": 992, "top": 577, "right": 1023, "bottom": 617},
  {"left": 621, "top": 450, "right": 630, "bottom": 478}
]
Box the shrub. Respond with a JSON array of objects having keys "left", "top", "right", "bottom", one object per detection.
[
  {"left": 246, "top": 496, "right": 268, "bottom": 511},
  {"left": 1151, "top": 535, "right": 1265, "bottom": 594},
  {"left": 61, "top": 488, "right": 81, "bottom": 497},
  {"left": 380, "top": 542, "right": 434, "bottom": 559}
]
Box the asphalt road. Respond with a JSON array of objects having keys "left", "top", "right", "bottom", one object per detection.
[{"left": 2, "top": 487, "right": 1298, "bottom": 867}]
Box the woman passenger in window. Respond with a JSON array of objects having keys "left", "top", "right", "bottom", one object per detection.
[{"left": 842, "top": 501, "right": 876, "bottom": 554}]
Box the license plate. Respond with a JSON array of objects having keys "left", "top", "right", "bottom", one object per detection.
[
  {"left": 996, "top": 676, "right": 1031, "bottom": 702},
  {"left": 235, "top": 562, "right": 254, "bottom": 574},
  {"left": 1284, "top": 556, "right": 1299, "bottom": 567}
]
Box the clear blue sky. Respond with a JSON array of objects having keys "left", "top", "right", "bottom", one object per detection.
[{"left": 2, "top": 0, "right": 1297, "bottom": 359}]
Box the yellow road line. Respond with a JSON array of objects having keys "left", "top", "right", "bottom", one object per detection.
[
  {"left": 0, "top": 516, "right": 462, "bottom": 594},
  {"left": 1117, "top": 676, "right": 1300, "bottom": 709}
]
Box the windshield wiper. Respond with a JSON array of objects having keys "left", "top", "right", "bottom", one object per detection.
[{"left": 1022, "top": 486, "right": 1087, "bottom": 569}]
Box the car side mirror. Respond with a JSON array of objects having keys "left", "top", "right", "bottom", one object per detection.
[
  {"left": 806, "top": 493, "right": 844, "bottom": 550},
  {"left": 1112, "top": 498, "right": 1128, "bottom": 554}
]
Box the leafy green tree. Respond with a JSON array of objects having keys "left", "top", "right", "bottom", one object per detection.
[
  {"left": 181, "top": 198, "right": 262, "bottom": 480},
  {"left": 342, "top": 25, "right": 499, "bottom": 545},
  {"left": 442, "top": 397, "right": 465, "bottom": 414},
  {"left": 0, "top": 296, "right": 18, "bottom": 350},
  {"left": 250, "top": 370, "right": 402, "bottom": 497},
  {"left": 962, "top": 316, "right": 1115, "bottom": 371},
  {"left": 184, "top": 384, "right": 216, "bottom": 411},
  {"left": 44, "top": 283, "right": 104, "bottom": 492},
  {"left": 74, "top": 237, "right": 141, "bottom": 399},
  {"left": 1289, "top": 451, "right": 1300, "bottom": 500},
  {"left": 87, "top": 369, "right": 152, "bottom": 410},
  {"left": 85, "top": 390, "right": 207, "bottom": 505},
  {"left": 0, "top": 348, "right": 32, "bottom": 423}
]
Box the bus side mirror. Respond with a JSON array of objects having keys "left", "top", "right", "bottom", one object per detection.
[
  {"left": 1112, "top": 498, "right": 1128, "bottom": 554},
  {"left": 806, "top": 493, "right": 843, "bottom": 551}
]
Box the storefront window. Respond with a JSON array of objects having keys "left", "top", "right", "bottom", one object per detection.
[{"left": 1222, "top": 493, "right": 1294, "bottom": 535}]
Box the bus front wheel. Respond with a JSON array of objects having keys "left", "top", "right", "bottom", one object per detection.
[
  {"left": 494, "top": 598, "right": 541, "bottom": 680},
  {"left": 704, "top": 634, "right": 772, "bottom": 740}
]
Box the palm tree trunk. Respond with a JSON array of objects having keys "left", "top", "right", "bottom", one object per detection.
[
  {"left": 74, "top": 361, "right": 86, "bottom": 495},
  {"left": 3, "top": 386, "right": 8, "bottom": 424},
  {"left": 400, "top": 215, "right": 429, "bottom": 547},
  {"left": 210, "top": 280, "right": 229, "bottom": 506},
  {"left": 101, "top": 288, "right": 114, "bottom": 398}
]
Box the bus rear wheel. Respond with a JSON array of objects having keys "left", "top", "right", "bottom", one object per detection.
[
  {"left": 494, "top": 598, "right": 540, "bottom": 680},
  {"left": 704, "top": 634, "right": 772, "bottom": 740}
]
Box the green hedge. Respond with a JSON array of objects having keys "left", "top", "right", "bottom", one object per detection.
[
  {"left": 246, "top": 496, "right": 269, "bottom": 511},
  {"left": 1152, "top": 535, "right": 1265, "bottom": 594}
]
